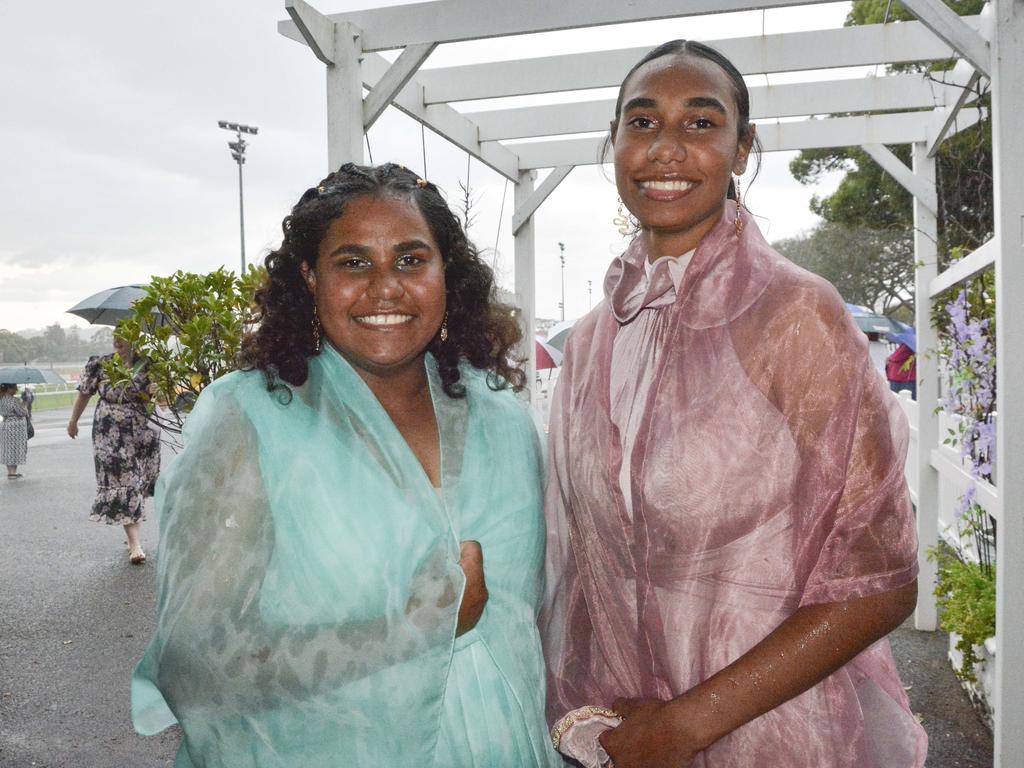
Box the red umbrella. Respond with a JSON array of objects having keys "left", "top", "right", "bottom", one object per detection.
[{"left": 535, "top": 338, "right": 563, "bottom": 370}]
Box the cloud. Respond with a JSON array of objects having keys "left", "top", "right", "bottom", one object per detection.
[{"left": 1, "top": 0, "right": 848, "bottom": 331}]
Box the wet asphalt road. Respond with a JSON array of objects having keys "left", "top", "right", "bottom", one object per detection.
[
  {"left": 0, "top": 407, "right": 180, "bottom": 767},
  {"left": 0, "top": 407, "right": 993, "bottom": 767}
]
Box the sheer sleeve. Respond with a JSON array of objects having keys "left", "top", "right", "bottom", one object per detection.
[
  {"left": 761, "top": 276, "right": 918, "bottom": 606},
  {"left": 132, "top": 376, "right": 463, "bottom": 762},
  {"left": 540, "top": 324, "right": 608, "bottom": 723}
]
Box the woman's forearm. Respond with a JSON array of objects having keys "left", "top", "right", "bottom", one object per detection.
[
  {"left": 668, "top": 580, "right": 917, "bottom": 751},
  {"left": 68, "top": 392, "right": 91, "bottom": 424}
]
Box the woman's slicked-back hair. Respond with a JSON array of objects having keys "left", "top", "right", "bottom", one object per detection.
[
  {"left": 605, "top": 39, "right": 762, "bottom": 197},
  {"left": 239, "top": 162, "right": 525, "bottom": 398}
]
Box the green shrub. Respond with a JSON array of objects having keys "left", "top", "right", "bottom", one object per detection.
[{"left": 929, "top": 541, "right": 996, "bottom": 682}]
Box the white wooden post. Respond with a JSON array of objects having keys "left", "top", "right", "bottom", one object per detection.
[
  {"left": 990, "top": 0, "right": 1024, "bottom": 763},
  {"left": 912, "top": 141, "right": 939, "bottom": 632},
  {"left": 514, "top": 170, "right": 538, "bottom": 396},
  {"left": 326, "top": 21, "right": 365, "bottom": 170}
]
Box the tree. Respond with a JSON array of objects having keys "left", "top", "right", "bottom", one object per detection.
[
  {"left": 105, "top": 266, "right": 265, "bottom": 440},
  {"left": 773, "top": 223, "right": 914, "bottom": 314},
  {"left": 790, "top": 0, "right": 992, "bottom": 270},
  {"left": 0, "top": 330, "right": 36, "bottom": 365},
  {"left": 40, "top": 323, "right": 68, "bottom": 362}
]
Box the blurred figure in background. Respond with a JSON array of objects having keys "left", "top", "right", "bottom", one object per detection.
[
  {"left": 1, "top": 382, "right": 29, "bottom": 479},
  {"left": 886, "top": 342, "right": 917, "bottom": 399},
  {"left": 20, "top": 385, "right": 34, "bottom": 416}
]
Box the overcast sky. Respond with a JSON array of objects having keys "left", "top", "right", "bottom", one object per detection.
[{"left": 0, "top": 0, "right": 855, "bottom": 334}]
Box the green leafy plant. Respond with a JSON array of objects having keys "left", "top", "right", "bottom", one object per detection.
[
  {"left": 103, "top": 266, "right": 265, "bottom": 440},
  {"left": 928, "top": 537, "right": 996, "bottom": 683},
  {"left": 926, "top": 260, "right": 997, "bottom": 685}
]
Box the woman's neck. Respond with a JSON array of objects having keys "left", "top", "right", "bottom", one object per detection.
[
  {"left": 353, "top": 356, "right": 432, "bottom": 415},
  {"left": 642, "top": 204, "right": 726, "bottom": 261}
]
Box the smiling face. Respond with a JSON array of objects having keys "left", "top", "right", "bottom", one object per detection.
[
  {"left": 612, "top": 53, "right": 754, "bottom": 259},
  {"left": 303, "top": 194, "right": 447, "bottom": 384}
]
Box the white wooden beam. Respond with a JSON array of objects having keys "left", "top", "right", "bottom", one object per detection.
[
  {"left": 471, "top": 74, "right": 967, "bottom": 142},
  {"left": 326, "top": 21, "right": 364, "bottom": 170},
  {"left": 514, "top": 170, "right": 538, "bottom": 394},
  {"left": 862, "top": 143, "right": 938, "bottom": 217},
  {"left": 911, "top": 141, "right": 939, "bottom": 633},
  {"left": 928, "top": 449, "right": 999, "bottom": 518},
  {"left": 413, "top": 18, "right": 982, "bottom": 103},
  {"left": 928, "top": 239, "right": 996, "bottom": 298},
  {"left": 990, "top": 0, "right": 1024, "bottom": 757},
  {"left": 927, "top": 66, "right": 982, "bottom": 157},
  {"left": 363, "top": 42, "right": 436, "bottom": 130},
  {"left": 511, "top": 111, "right": 982, "bottom": 169},
  {"left": 360, "top": 52, "right": 519, "bottom": 181},
  {"left": 899, "top": 0, "right": 991, "bottom": 76},
  {"left": 280, "top": 0, "right": 837, "bottom": 52},
  {"left": 512, "top": 166, "right": 574, "bottom": 235},
  {"left": 285, "top": 0, "right": 335, "bottom": 65}
]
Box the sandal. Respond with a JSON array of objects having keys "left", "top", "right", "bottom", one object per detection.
[
  {"left": 6, "top": 474, "right": 22, "bottom": 479},
  {"left": 129, "top": 548, "right": 147, "bottom": 565}
]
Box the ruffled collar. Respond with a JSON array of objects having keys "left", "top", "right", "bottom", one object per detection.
[{"left": 603, "top": 207, "right": 775, "bottom": 329}]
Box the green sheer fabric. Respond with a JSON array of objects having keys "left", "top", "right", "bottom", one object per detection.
[{"left": 132, "top": 345, "right": 557, "bottom": 767}]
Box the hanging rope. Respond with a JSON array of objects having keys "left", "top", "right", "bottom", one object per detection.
[
  {"left": 493, "top": 177, "right": 509, "bottom": 270},
  {"left": 874, "top": 0, "right": 894, "bottom": 78},
  {"left": 364, "top": 132, "right": 374, "bottom": 165}
]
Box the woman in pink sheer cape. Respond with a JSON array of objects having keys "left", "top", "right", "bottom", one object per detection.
[{"left": 542, "top": 40, "right": 927, "bottom": 767}]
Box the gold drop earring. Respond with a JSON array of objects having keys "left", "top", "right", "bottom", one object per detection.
[
  {"left": 734, "top": 176, "right": 745, "bottom": 236},
  {"left": 613, "top": 198, "right": 638, "bottom": 236}
]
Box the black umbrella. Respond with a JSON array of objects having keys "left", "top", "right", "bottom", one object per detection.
[
  {"left": 67, "top": 284, "right": 167, "bottom": 327},
  {"left": 0, "top": 367, "right": 66, "bottom": 385}
]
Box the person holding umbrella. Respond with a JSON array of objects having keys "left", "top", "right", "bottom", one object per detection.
[
  {"left": 1, "top": 382, "right": 29, "bottom": 479},
  {"left": 67, "top": 330, "right": 160, "bottom": 564},
  {"left": 886, "top": 324, "right": 917, "bottom": 399}
]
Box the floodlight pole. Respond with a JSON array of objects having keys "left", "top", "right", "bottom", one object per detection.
[{"left": 217, "top": 120, "right": 259, "bottom": 274}]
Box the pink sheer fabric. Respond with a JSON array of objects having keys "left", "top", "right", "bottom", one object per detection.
[{"left": 542, "top": 210, "right": 927, "bottom": 767}]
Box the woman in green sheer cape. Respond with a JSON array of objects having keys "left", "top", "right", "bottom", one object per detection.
[{"left": 132, "top": 163, "right": 559, "bottom": 767}]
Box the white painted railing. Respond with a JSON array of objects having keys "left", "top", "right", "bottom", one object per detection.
[{"left": 895, "top": 390, "right": 999, "bottom": 558}]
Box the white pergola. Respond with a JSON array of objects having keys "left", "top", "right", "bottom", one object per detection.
[{"left": 278, "top": 1, "right": 1023, "bottom": 762}]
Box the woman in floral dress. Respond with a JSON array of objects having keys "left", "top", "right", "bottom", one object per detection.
[{"left": 67, "top": 334, "right": 160, "bottom": 564}]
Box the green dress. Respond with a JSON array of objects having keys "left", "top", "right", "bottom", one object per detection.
[{"left": 132, "top": 346, "right": 558, "bottom": 767}]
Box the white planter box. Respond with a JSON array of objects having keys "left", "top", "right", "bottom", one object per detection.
[{"left": 947, "top": 632, "right": 995, "bottom": 730}]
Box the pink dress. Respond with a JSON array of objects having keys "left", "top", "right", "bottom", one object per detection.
[{"left": 542, "top": 210, "right": 927, "bottom": 767}]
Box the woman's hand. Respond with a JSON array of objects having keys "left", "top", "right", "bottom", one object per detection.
[
  {"left": 67, "top": 392, "right": 91, "bottom": 439},
  {"left": 456, "top": 540, "right": 488, "bottom": 637},
  {"left": 599, "top": 697, "right": 701, "bottom": 768}
]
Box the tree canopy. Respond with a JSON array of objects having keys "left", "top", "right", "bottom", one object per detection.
[
  {"left": 105, "top": 266, "right": 265, "bottom": 439},
  {"left": 0, "top": 325, "right": 113, "bottom": 365},
  {"left": 774, "top": 223, "right": 914, "bottom": 315},
  {"left": 781, "top": 0, "right": 992, "bottom": 314}
]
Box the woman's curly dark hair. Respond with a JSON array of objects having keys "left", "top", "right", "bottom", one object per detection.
[{"left": 239, "top": 162, "right": 525, "bottom": 398}]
